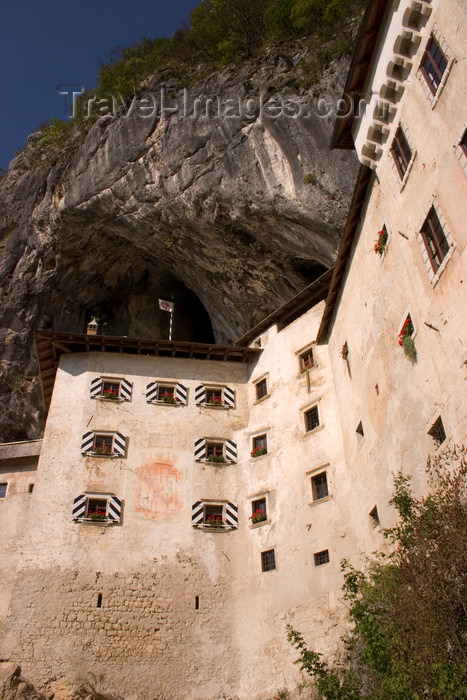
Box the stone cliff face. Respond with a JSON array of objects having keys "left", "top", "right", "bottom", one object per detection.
[{"left": 0, "top": 52, "right": 358, "bottom": 441}]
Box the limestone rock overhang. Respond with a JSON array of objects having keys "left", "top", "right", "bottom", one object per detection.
[{"left": 35, "top": 332, "right": 262, "bottom": 409}]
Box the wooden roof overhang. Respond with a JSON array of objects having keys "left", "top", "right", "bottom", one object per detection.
[
  {"left": 330, "top": 0, "right": 391, "bottom": 150},
  {"left": 36, "top": 331, "right": 262, "bottom": 409},
  {"left": 316, "top": 164, "right": 373, "bottom": 343},
  {"left": 235, "top": 268, "right": 334, "bottom": 347}
]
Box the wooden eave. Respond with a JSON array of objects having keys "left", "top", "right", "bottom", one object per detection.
[
  {"left": 35, "top": 332, "right": 262, "bottom": 409},
  {"left": 235, "top": 268, "right": 334, "bottom": 347},
  {"left": 316, "top": 164, "right": 373, "bottom": 344},
  {"left": 330, "top": 0, "right": 391, "bottom": 150}
]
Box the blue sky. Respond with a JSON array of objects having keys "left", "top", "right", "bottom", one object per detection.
[{"left": 0, "top": 0, "right": 199, "bottom": 171}]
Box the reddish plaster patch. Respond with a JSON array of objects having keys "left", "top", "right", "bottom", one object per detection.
[{"left": 134, "top": 462, "right": 183, "bottom": 519}]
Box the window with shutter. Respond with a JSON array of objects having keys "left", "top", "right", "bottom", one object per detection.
[
  {"left": 194, "top": 384, "right": 235, "bottom": 408},
  {"left": 72, "top": 493, "right": 122, "bottom": 524},
  {"left": 90, "top": 377, "right": 132, "bottom": 402},
  {"left": 194, "top": 439, "right": 237, "bottom": 463},
  {"left": 146, "top": 381, "right": 187, "bottom": 405},
  {"left": 191, "top": 500, "right": 238, "bottom": 529},
  {"left": 81, "top": 431, "right": 127, "bottom": 457}
]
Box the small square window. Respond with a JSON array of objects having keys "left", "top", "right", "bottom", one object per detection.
[
  {"left": 420, "top": 207, "right": 450, "bottom": 274},
  {"left": 87, "top": 498, "right": 108, "bottom": 520},
  {"left": 204, "top": 504, "right": 224, "bottom": 527},
  {"left": 93, "top": 434, "right": 114, "bottom": 455},
  {"left": 314, "top": 549, "right": 330, "bottom": 566},
  {"left": 420, "top": 36, "right": 448, "bottom": 95},
  {"left": 251, "top": 497, "right": 267, "bottom": 524},
  {"left": 255, "top": 378, "right": 268, "bottom": 400},
  {"left": 311, "top": 471, "right": 329, "bottom": 501},
  {"left": 369, "top": 505, "right": 380, "bottom": 528},
  {"left": 157, "top": 385, "right": 176, "bottom": 402},
  {"left": 304, "top": 405, "right": 320, "bottom": 433},
  {"left": 261, "top": 549, "right": 276, "bottom": 572},
  {"left": 251, "top": 434, "right": 267, "bottom": 458},
  {"left": 390, "top": 126, "right": 412, "bottom": 180},
  {"left": 299, "top": 349, "right": 315, "bottom": 372},
  {"left": 101, "top": 380, "right": 121, "bottom": 400},
  {"left": 428, "top": 416, "right": 446, "bottom": 447},
  {"left": 206, "top": 442, "right": 224, "bottom": 458},
  {"left": 0, "top": 483, "right": 7, "bottom": 499},
  {"left": 206, "top": 388, "right": 222, "bottom": 403}
]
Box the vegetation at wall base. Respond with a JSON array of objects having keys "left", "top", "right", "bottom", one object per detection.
[{"left": 287, "top": 444, "right": 467, "bottom": 700}]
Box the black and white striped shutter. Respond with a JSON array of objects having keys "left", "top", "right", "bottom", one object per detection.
[
  {"left": 195, "top": 384, "right": 206, "bottom": 405},
  {"left": 194, "top": 438, "right": 207, "bottom": 461},
  {"left": 72, "top": 494, "right": 86, "bottom": 520},
  {"left": 225, "top": 440, "right": 237, "bottom": 462},
  {"left": 225, "top": 502, "right": 238, "bottom": 528},
  {"left": 191, "top": 501, "right": 204, "bottom": 526},
  {"left": 90, "top": 378, "right": 103, "bottom": 399},
  {"left": 146, "top": 382, "right": 158, "bottom": 402},
  {"left": 175, "top": 383, "right": 187, "bottom": 405},
  {"left": 120, "top": 379, "right": 132, "bottom": 401},
  {"left": 223, "top": 386, "right": 235, "bottom": 408},
  {"left": 81, "top": 431, "right": 95, "bottom": 454},
  {"left": 113, "top": 432, "right": 126, "bottom": 456},
  {"left": 108, "top": 495, "right": 122, "bottom": 522}
]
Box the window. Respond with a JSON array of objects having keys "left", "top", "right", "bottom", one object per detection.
[
  {"left": 194, "top": 438, "right": 237, "bottom": 463},
  {"left": 261, "top": 549, "right": 276, "bottom": 572},
  {"left": 420, "top": 206, "right": 450, "bottom": 274},
  {"left": 251, "top": 434, "right": 267, "bottom": 458},
  {"left": 90, "top": 377, "right": 132, "bottom": 401},
  {"left": 304, "top": 405, "right": 320, "bottom": 433},
  {"left": 206, "top": 441, "right": 225, "bottom": 462},
  {"left": 428, "top": 416, "right": 446, "bottom": 447},
  {"left": 28, "top": 483, "right": 34, "bottom": 494},
  {"left": 72, "top": 493, "right": 122, "bottom": 523},
  {"left": 255, "top": 378, "right": 268, "bottom": 400},
  {"left": 0, "top": 483, "right": 7, "bottom": 499},
  {"left": 299, "top": 348, "right": 315, "bottom": 372},
  {"left": 250, "top": 497, "right": 268, "bottom": 524},
  {"left": 204, "top": 503, "right": 224, "bottom": 527},
  {"left": 311, "top": 471, "right": 329, "bottom": 501},
  {"left": 146, "top": 381, "right": 187, "bottom": 405},
  {"left": 194, "top": 384, "right": 235, "bottom": 408},
  {"left": 81, "top": 431, "right": 127, "bottom": 457},
  {"left": 390, "top": 126, "right": 412, "bottom": 180},
  {"left": 420, "top": 36, "right": 448, "bottom": 95},
  {"left": 356, "top": 421, "right": 364, "bottom": 438},
  {"left": 314, "top": 549, "right": 330, "bottom": 566},
  {"left": 369, "top": 506, "right": 380, "bottom": 528},
  {"left": 191, "top": 500, "right": 238, "bottom": 528}
]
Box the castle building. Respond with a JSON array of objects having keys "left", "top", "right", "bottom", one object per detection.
[{"left": 0, "top": 0, "right": 465, "bottom": 698}]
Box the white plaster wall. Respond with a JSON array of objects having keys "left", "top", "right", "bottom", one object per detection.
[{"left": 329, "top": 0, "right": 467, "bottom": 541}]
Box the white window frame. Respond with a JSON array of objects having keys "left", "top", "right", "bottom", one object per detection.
[
  {"left": 195, "top": 384, "right": 235, "bottom": 409},
  {"left": 306, "top": 464, "right": 331, "bottom": 506},
  {"left": 296, "top": 342, "right": 317, "bottom": 375},
  {"left": 250, "top": 429, "right": 269, "bottom": 461},
  {"left": 253, "top": 373, "right": 269, "bottom": 404},
  {"left": 416, "top": 200, "right": 455, "bottom": 286},
  {"left": 249, "top": 493, "right": 269, "bottom": 528},
  {"left": 389, "top": 119, "right": 416, "bottom": 191},
  {"left": 417, "top": 26, "right": 454, "bottom": 109}
]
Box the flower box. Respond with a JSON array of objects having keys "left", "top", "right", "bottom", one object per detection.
[
  {"left": 249, "top": 509, "right": 267, "bottom": 524},
  {"left": 251, "top": 447, "right": 267, "bottom": 459}
]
